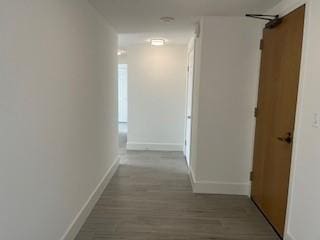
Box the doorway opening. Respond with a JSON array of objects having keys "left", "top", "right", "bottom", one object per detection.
[
  {"left": 118, "top": 63, "right": 128, "bottom": 151},
  {"left": 117, "top": 38, "right": 189, "bottom": 153}
]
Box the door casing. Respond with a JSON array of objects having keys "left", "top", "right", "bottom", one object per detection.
[{"left": 184, "top": 41, "right": 196, "bottom": 166}]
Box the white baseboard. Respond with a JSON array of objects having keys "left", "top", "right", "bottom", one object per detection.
[
  {"left": 126, "top": 142, "right": 183, "bottom": 151},
  {"left": 284, "top": 233, "right": 296, "bottom": 240},
  {"left": 60, "top": 157, "right": 120, "bottom": 240},
  {"left": 188, "top": 167, "right": 197, "bottom": 190},
  {"left": 188, "top": 167, "right": 250, "bottom": 196}
]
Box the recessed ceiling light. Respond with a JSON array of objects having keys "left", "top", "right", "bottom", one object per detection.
[
  {"left": 150, "top": 39, "right": 166, "bottom": 46},
  {"left": 160, "top": 17, "right": 175, "bottom": 23},
  {"left": 117, "top": 49, "right": 126, "bottom": 56}
]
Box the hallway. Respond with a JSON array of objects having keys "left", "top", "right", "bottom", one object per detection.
[
  {"left": 75, "top": 150, "right": 279, "bottom": 240},
  {"left": 1, "top": 1, "right": 320, "bottom": 239}
]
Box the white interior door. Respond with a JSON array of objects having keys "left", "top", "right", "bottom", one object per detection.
[
  {"left": 185, "top": 49, "right": 194, "bottom": 166},
  {"left": 118, "top": 64, "right": 128, "bottom": 123}
]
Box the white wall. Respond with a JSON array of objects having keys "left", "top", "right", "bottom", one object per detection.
[
  {"left": 0, "top": 1, "right": 118, "bottom": 240},
  {"left": 126, "top": 45, "right": 187, "bottom": 151},
  {"left": 190, "top": 17, "right": 262, "bottom": 195},
  {"left": 268, "top": 1, "right": 320, "bottom": 240}
]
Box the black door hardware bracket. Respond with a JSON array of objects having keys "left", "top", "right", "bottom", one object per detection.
[{"left": 245, "top": 14, "right": 282, "bottom": 29}]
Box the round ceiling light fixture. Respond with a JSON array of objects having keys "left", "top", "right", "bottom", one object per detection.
[{"left": 160, "top": 16, "right": 175, "bottom": 23}]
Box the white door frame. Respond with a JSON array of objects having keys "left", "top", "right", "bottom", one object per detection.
[{"left": 184, "top": 38, "right": 196, "bottom": 166}]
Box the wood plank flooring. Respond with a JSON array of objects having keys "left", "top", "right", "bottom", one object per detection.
[{"left": 75, "top": 149, "right": 280, "bottom": 240}]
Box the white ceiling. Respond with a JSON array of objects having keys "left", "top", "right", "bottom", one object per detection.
[{"left": 90, "top": 0, "right": 281, "bottom": 47}]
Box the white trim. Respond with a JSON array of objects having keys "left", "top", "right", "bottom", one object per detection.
[
  {"left": 60, "top": 157, "right": 120, "bottom": 240},
  {"left": 184, "top": 40, "right": 196, "bottom": 166},
  {"left": 126, "top": 142, "right": 183, "bottom": 151},
  {"left": 188, "top": 167, "right": 197, "bottom": 191},
  {"left": 284, "top": 2, "right": 310, "bottom": 239},
  {"left": 284, "top": 233, "right": 296, "bottom": 240},
  {"left": 187, "top": 36, "right": 196, "bottom": 53},
  {"left": 188, "top": 167, "right": 250, "bottom": 196}
]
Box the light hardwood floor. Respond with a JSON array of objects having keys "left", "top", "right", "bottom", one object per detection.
[{"left": 76, "top": 130, "right": 279, "bottom": 240}]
